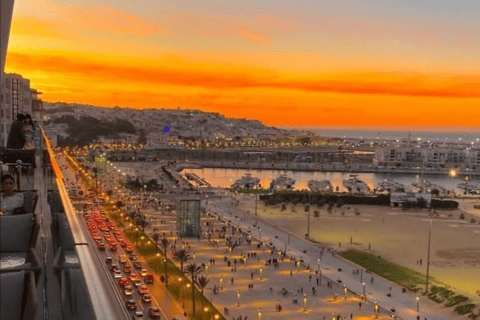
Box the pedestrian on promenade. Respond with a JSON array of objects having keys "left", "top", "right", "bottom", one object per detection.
[
  {"left": 371, "top": 277, "right": 374, "bottom": 284},
  {"left": 359, "top": 302, "right": 362, "bottom": 309}
]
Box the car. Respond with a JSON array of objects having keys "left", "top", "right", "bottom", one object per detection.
[
  {"left": 125, "top": 300, "right": 136, "bottom": 310},
  {"left": 133, "top": 279, "right": 142, "bottom": 287},
  {"left": 118, "top": 277, "right": 129, "bottom": 288},
  {"left": 145, "top": 273, "right": 154, "bottom": 284},
  {"left": 113, "top": 269, "right": 122, "bottom": 278},
  {"left": 130, "top": 273, "right": 141, "bottom": 282},
  {"left": 129, "top": 253, "right": 138, "bottom": 261},
  {"left": 119, "top": 255, "right": 128, "bottom": 264},
  {"left": 97, "top": 243, "right": 106, "bottom": 251},
  {"left": 138, "top": 284, "right": 149, "bottom": 295},
  {"left": 140, "top": 268, "right": 148, "bottom": 277},
  {"left": 110, "top": 264, "right": 119, "bottom": 272},
  {"left": 105, "top": 257, "right": 113, "bottom": 265},
  {"left": 134, "top": 311, "right": 144, "bottom": 319},
  {"left": 124, "top": 285, "right": 133, "bottom": 296},
  {"left": 134, "top": 261, "right": 142, "bottom": 270},
  {"left": 148, "top": 307, "right": 161, "bottom": 319},
  {"left": 124, "top": 265, "right": 132, "bottom": 273},
  {"left": 141, "top": 293, "right": 151, "bottom": 304}
]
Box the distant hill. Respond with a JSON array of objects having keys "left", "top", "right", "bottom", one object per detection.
[{"left": 44, "top": 102, "right": 315, "bottom": 145}]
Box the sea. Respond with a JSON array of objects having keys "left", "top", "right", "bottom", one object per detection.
[{"left": 287, "top": 127, "right": 480, "bottom": 144}]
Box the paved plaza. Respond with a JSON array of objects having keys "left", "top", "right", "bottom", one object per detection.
[{"left": 142, "top": 207, "right": 396, "bottom": 320}]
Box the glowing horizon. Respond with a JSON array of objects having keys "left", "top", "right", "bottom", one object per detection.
[{"left": 5, "top": 0, "right": 480, "bottom": 129}]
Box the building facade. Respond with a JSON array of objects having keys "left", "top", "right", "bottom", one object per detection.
[
  {"left": 1, "top": 73, "right": 34, "bottom": 146},
  {"left": 374, "top": 146, "right": 480, "bottom": 173}
]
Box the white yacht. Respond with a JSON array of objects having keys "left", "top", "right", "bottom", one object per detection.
[
  {"left": 457, "top": 181, "right": 480, "bottom": 194},
  {"left": 231, "top": 174, "right": 261, "bottom": 190},
  {"left": 307, "top": 179, "right": 333, "bottom": 192},
  {"left": 412, "top": 179, "right": 447, "bottom": 195},
  {"left": 271, "top": 175, "right": 295, "bottom": 190},
  {"left": 342, "top": 175, "right": 369, "bottom": 193},
  {"left": 377, "top": 179, "right": 405, "bottom": 192}
]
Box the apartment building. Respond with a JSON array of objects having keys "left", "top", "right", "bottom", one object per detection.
[{"left": 374, "top": 146, "right": 480, "bottom": 172}]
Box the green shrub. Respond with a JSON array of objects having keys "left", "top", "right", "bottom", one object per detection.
[
  {"left": 455, "top": 304, "right": 476, "bottom": 315},
  {"left": 446, "top": 295, "right": 469, "bottom": 307}
]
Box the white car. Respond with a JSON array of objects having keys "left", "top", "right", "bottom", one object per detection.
[
  {"left": 113, "top": 269, "right": 122, "bottom": 278},
  {"left": 124, "top": 285, "right": 133, "bottom": 296}
]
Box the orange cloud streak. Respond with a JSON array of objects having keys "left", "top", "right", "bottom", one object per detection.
[{"left": 7, "top": 52, "right": 480, "bottom": 99}]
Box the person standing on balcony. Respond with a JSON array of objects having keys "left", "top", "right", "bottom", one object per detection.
[
  {"left": 0, "top": 174, "right": 24, "bottom": 215},
  {"left": 23, "top": 114, "right": 35, "bottom": 150},
  {"left": 7, "top": 114, "right": 26, "bottom": 149}
]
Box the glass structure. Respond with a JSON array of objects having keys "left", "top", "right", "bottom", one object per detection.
[{"left": 176, "top": 200, "right": 201, "bottom": 238}]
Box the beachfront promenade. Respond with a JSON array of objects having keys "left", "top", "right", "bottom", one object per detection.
[{"left": 204, "top": 196, "right": 454, "bottom": 320}]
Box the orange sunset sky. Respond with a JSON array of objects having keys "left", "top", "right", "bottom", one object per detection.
[{"left": 5, "top": 0, "right": 480, "bottom": 129}]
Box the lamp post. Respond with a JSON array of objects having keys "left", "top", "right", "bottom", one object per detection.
[
  {"left": 374, "top": 301, "right": 379, "bottom": 318},
  {"left": 178, "top": 277, "right": 184, "bottom": 308},
  {"left": 317, "top": 259, "right": 320, "bottom": 273},
  {"left": 416, "top": 296, "right": 420, "bottom": 312},
  {"left": 259, "top": 228, "right": 262, "bottom": 239},
  {"left": 203, "top": 307, "right": 209, "bottom": 320},
  {"left": 219, "top": 275, "right": 223, "bottom": 290},
  {"left": 344, "top": 285, "right": 348, "bottom": 300},
  {"left": 362, "top": 282, "right": 366, "bottom": 300},
  {"left": 425, "top": 214, "right": 433, "bottom": 293},
  {"left": 257, "top": 308, "right": 262, "bottom": 320},
  {"left": 303, "top": 293, "right": 307, "bottom": 311},
  {"left": 237, "top": 290, "right": 241, "bottom": 307},
  {"left": 259, "top": 267, "right": 263, "bottom": 280}
]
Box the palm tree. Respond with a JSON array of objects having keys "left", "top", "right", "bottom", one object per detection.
[
  {"left": 160, "top": 238, "right": 171, "bottom": 286},
  {"left": 152, "top": 233, "right": 160, "bottom": 250},
  {"left": 173, "top": 249, "right": 192, "bottom": 273},
  {"left": 184, "top": 263, "right": 203, "bottom": 316},
  {"left": 196, "top": 275, "right": 209, "bottom": 311}
]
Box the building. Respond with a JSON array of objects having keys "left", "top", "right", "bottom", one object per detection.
[
  {"left": 0, "top": 73, "right": 34, "bottom": 146},
  {"left": 374, "top": 145, "right": 480, "bottom": 173},
  {"left": 1, "top": 0, "right": 15, "bottom": 146}
]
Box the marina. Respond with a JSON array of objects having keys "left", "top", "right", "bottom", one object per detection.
[{"left": 182, "top": 167, "right": 480, "bottom": 195}]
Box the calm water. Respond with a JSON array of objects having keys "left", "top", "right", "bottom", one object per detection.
[
  {"left": 183, "top": 168, "right": 477, "bottom": 193},
  {"left": 281, "top": 127, "right": 480, "bottom": 144}
]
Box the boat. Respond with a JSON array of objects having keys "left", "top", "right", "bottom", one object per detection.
[
  {"left": 270, "top": 175, "right": 295, "bottom": 190},
  {"left": 342, "top": 175, "right": 369, "bottom": 193},
  {"left": 307, "top": 179, "right": 333, "bottom": 192},
  {"left": 412, "top": 179, "right": 447, "bottom": 195},
  {"left": 231, "top": 174, "right": 260, "bottom": 190},
  {"left": 457, "top": 181, "right": 480, "bottom": 194},
  {"left": 377, "top": 179, "right": 405, "bottom": 192}
]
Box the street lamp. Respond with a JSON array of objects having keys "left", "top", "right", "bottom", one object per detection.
[
  {"left": 344, "top": 285, "right": 348, "bottom": 300},
  {"left": 374, "top": 301, "right": 379, "bottom": 318},
  {"left": 259, "top": 267, "right": 263, "bottom": 280},
  {"left": 303, "top": 293, "right": 307, "bottom": 311},
  {"left": 237, "top": 290, "right": 241, "bottom": 307},
  {"left": 219, "top": 275, "right": 223, "bottom": 290},
  {"left": 259, "top": 228, "right": 262, "bottom": 239},
  {"left": 317, "top": 259, "right": 320, "bottom": 273},
  {"left": 362, "top": 282, "right": 366, "bottom": 300},
  {"left": 257, "top": 308, "right": 262, "bottom": 320},
  {"left": 416, "top": 296, "right": 420, "bottom": 312},
  {"left": 178, "top": 277, "right": 184, "bottom": 308}
]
